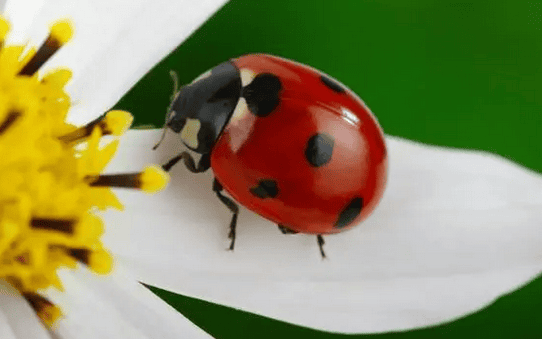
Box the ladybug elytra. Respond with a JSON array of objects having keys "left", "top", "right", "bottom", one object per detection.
[{"left": 156, "top": 54, "right": 388, "bottom": 258}]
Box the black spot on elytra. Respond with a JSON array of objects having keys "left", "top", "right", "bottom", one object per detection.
[
  {"left": 242, "top": 73, "right": 282, "bottom": 117},
  {"left": 305, "top": 133, "right": 334, "bottom": 167},
  {"left": 320, "top": 75, "right": 345, "bottom": 93},
  {"left": 334, "top": 197, "right": 363, "bottom": 229},
  {"left": 250, "top": 179, "right": 279, "bottom": 199}
]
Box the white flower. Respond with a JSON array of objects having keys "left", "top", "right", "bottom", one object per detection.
[
  {"left": 2, "top": 0, "right": 541, "bottom": 337},
  {"left": 106, "top": 130, "right": 542, "bottom": 334}
]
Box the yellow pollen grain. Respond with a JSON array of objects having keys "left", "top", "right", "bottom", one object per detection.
[
  {"left": 88, "top": 249, "right": 113, "bottom": 275},
  {"left": 38, "top": 303, "right": 62, "bottom": 328},
  {"left": 139, "top": 165, "right": 170, "bottom": 193},
  {"left": 104, "top": 110, "right": 134, "bottom": 136},
  {"left": 49, "top": 20, "right": 73, "bottom": 45}
]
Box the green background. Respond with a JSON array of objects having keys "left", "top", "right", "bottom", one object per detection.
[{"left": 115, "top": 0, "right": 542, "bottom": 338}]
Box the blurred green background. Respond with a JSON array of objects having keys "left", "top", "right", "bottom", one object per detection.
[{"left": 115, "top": 0, "right": 542, "bottom": 338}]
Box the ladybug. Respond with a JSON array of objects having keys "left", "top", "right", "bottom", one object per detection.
[{"left": 156, "top": 54, "right": 387, "bottom": 258}]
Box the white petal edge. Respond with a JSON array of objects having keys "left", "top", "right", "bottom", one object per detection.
[
  {"left": 0, "top": 281, "right": 52, "bottom": 339},
  {"left": 44, "top": 265, "right": 213, "bottom": 339},
  {"left": 102, "top": 129, "right": 542, "bottom": 334},
  {"left": 3, "top": 0, "right": 228, "bottom": 125}
]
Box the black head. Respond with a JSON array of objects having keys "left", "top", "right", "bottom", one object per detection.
[{"left": 166, "top": 61, "right": 242, "bottom": 154}]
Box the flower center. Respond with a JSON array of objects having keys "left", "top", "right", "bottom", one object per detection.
[{"left": 0, "top": 16, "right": 169, "bottom": 327}]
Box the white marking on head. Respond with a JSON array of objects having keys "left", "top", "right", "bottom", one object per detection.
[
  {"left": 240, "top": 68, "right": 256, "bottom": 87},
  {"left": 228, "top": 98, "right": 254, "bottom": 152},
  {"left": 230, "top": 97, "right": 250, "bottom": 123},
  {"left": 180, "top": 118, "right": 201, "bottom": 149},
  {"left": 191, "top": 69, "right": 213, "bottom": 84}
]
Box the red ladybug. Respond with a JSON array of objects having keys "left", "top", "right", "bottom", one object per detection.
[{"left": 157, "top": 54, "right": 387, "bottom": 258}]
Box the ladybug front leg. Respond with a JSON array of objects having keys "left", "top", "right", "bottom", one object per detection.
[
  {"left": 317, "top": 235, "right": 326, "bottom": 259},
  {"left": 162, "top": 152, "right": 210, "bottom": 173},
  {"left": 212, "top": 179, "right": 239, "bottom": 250}
]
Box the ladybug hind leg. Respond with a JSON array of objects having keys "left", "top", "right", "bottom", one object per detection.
[
  {"left": 278, "top": 225, "right": 326, "bottom": 259},
  {"left": 317, "top": 235, "right": 326, "bottom": 259},
  {"left": 162, "top": 152, "right": 210, "bottom": 172},
  {"left": 212, "top": 178, "right": 239, "bottom": 250}
]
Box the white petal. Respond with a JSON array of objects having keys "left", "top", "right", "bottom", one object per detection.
[
  {"left": 103, "top": 129, "right": 542, "bottom": 334},
  {"left": 3, "top": 0, "right": 228, "bottom": 124},
  {"left": 0, "top": 280, "right": 52, "bottom": 339},
  {"left": 44, "top": 265, "right": 212, "bottom": 339}
]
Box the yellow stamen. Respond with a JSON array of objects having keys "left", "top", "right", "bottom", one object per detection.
[
  {"left": 30, "top": 218, "right": 76, "bottom": 234},
  {"left": 58, "top": 110, "right": 133, "bottom": 143},
  {"left": 103, "top": 110, "right": 134, "bottom": 136},
  {"left": 18, "top": 20, "right": 73, "bottom": 76},
  {"left": 0, "top": 111, "right": 21, "bottom": 134},
  {"left": 49, "top": 20, "right": 73, "bottom": 45},
  {"left": 63, "top": 246, "right": 112, "bottom": 274},
  {"left": 139, "top": 165, "right": 170, "bottom": 193},
  {"left": 86, "top": 249, "right": 113, "bottom": 274},
  {"left": 23, "top": 293, "right": 62, "bottom": 328},
  {"left": 87, "top": 165, "right": 169, "bottom": 194}
]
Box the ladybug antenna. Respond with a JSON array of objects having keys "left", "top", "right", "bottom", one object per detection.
[
  {"left": 153, "top": 70, "right": 180, "bottom": 150},
  {"left": 169, "top": 70, "right": 180, "bottom": 101}
]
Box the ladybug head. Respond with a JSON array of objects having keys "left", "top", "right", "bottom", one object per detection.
[{"left": 164, "top": 61, "right": 242, "bottom": 154}]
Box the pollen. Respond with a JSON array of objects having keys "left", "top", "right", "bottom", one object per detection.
[
  {"left": 0, "top": 16, "right": 169, "bottom": 327},
  {"left": 103, "top": 110, "right": 134, "bottom": 136},
  {"left": 139, "top": 165, "right": 170, "bottom": 193},
  {"left": 49, "top": 20, "right": 73, "bottom": 45}
]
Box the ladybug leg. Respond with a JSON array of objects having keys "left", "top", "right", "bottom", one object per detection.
[
  {"left": 317, "top": 235, "right": 327, "bottom": 259},
  {"left": 162, "top": 152, "right": 210, "bottom": 173},
  {"left": 278, "top": 224, "right": 298, "bottom": 234},
  {"left": 212, "top": 178, "right": 239, "bottom": 251}
]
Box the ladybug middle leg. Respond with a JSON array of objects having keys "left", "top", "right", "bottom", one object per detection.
[
  {"left": 212, "top": 178, "right": 239, "bottom": 250},
  {"left": 162, "top": 152, "right": 210, "bottom": 173}
]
